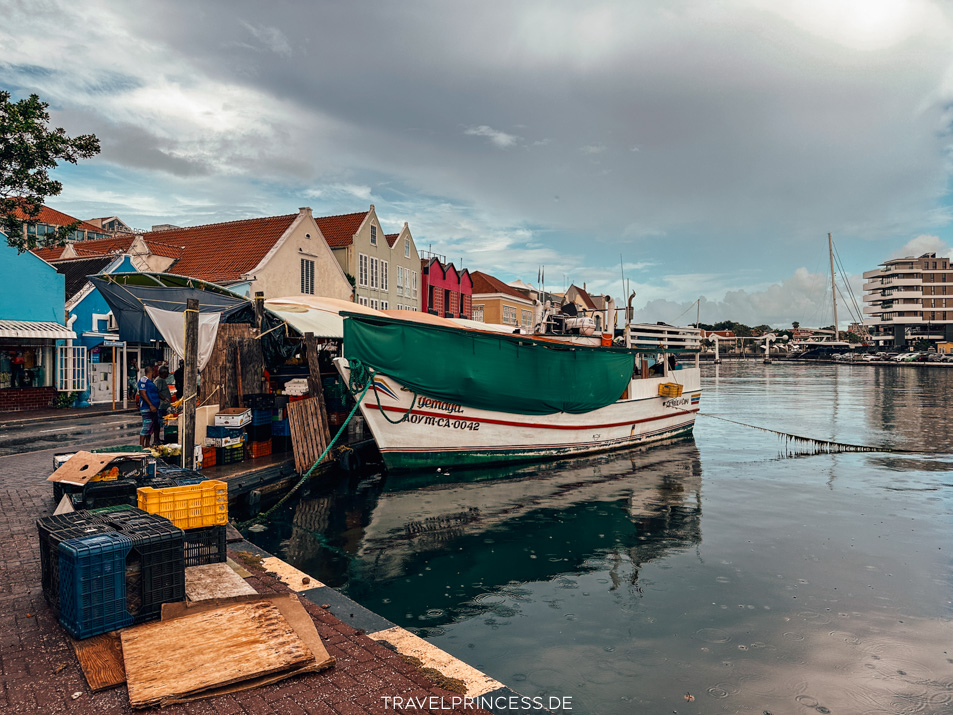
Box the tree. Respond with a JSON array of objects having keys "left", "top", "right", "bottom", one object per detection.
[
  {"left": 792, "top": 321, "right": 800, "bottom": 330},
  {"left": 1, "top": 91, "right": 100, "bottom": 252}
]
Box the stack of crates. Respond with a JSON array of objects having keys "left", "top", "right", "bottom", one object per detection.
[
  {"left": 58, "top": 532, "right": 135, "bottom": 639},
  {"left": 137, "top": 480, "right": 228, "bottom": 567},
  {"left": 248, "top": 409, "right": 274, "bottom": 458},
  {"left": 219, "top": 443, "right": 244, "bottom": 465},
  {"left": 37, "top": 512, "right": 114, "bottom": 617},
  {"left": 272, "top": 417, "right": 291, "bottom": 453},
  {"left": 206, "top": 425, "right": 245, "bottom": 465},
  {"left": 201, "top": 445, "right": 217, "bottom": 468},
  {"left": 100, "top": 509, "right": 185, "bottom": 623}
]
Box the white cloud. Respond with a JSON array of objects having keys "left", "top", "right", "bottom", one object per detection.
[
  {"left": 580, "top": 144, "right": 607, "bottom": 155},
  {"left": 891, "top": 234, "right": 952, "bottom": 259},
  {"left": 464, "top": 125, "right": 521, "bottom": 148},
  {"left": 239, "top": 21, "right": 292, "bottom": 57}
]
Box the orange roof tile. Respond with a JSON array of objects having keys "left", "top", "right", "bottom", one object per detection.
[
  {"left": 314, "top": 211, "right": 367, "bottom": 248},
  {"left": 471, "top": 271, "right": 528, "bottom": 300},
  {"left": 12, "top": 204, "right": 103, "bottom": 233},
  {"left": 70, "top": 235, "right": 136, "bottom": 257},
  {"left": 570, "top": 285, "right": 598, "bottom": 310},
  {"left": 140, "top": 214, "right": 298, "bottom": 283},
  {"left": 385, "top": 233, "right": 399, "bottom": 248},
  {"left": 32, "top": 245, "right": 68, "bottom": 262}
]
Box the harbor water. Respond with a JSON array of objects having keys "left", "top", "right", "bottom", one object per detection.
[{"left": 246, "top": 361, "right": 953, "bottom": 714}]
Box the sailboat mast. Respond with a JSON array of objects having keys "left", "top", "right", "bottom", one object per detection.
[{"left": 829, "top": 233, "right": 839, "bottom": 342}]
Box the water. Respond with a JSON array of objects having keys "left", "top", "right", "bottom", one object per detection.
[{"left": 246, "top": 362, "right": 953, "bottom": 714}]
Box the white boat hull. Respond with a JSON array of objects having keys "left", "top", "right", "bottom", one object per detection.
[{"left": 334, "top": 359, "right": 701, "bottom": 470}]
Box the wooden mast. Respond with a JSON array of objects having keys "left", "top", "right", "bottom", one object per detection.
[{"left": 829, "top": 233, "right": 839, "bottom": 343}]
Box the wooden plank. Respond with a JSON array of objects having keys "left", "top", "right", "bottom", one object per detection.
[
  {"left": 304, "top": 333, "right": 332, "bottom": 448},
  {"left": 71, "top": 632, "right": 125, "bottom": 692},
  {"left": 288, "top": 397, "right": 327, "bottom": 474},
  {"left": 185, "top": 562, "right": 258, "bottom": 601},
  {"left": 122, "top": 601, "right": 313, "bottom": 708}
]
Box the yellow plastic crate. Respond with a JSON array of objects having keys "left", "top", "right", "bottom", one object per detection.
[
  {"left": 658, "top": 383, "right": 683, "bottom": 398},
  {"left": 137, "top": 480, "right": 228, "bottom": 529}
]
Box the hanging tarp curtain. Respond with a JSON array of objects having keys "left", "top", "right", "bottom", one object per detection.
[
  {"left": 343, "top": 313, "right": 635, "bottom": 415},
  {"left": 143, "top": 306, "right": 221, "bottom": 371}
]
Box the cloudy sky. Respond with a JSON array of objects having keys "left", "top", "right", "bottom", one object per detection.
[{"left": 4, "top": 0, "right": 953, "bottom": 328}]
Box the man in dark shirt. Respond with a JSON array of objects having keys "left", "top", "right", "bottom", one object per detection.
[
  {"left": 137, "top": 366, "right": 161, "bottom": 448},
  {"left": 154, "top": 366, "right": 174, "bottom": 444},
  {"left": 173, "top": 359, "right": 184, "bottom": 399}
]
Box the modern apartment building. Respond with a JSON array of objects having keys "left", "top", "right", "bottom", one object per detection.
[{"left": 862, "top": 252, "right": 953, "bottom": 347}]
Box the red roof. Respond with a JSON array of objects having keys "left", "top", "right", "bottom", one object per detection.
[
  {"left": 32, "top": 245, "right": 69, "bottom": 262},
  {"left": 12, "top": 204, "right": 103, "bottom": 233},
  {"left": 69, "top": 235, "right": 136, "bottom": 257},
  {"left": 314, "top": 211, "right": 367, "bottom": 248},
  {"left": 140, "top": 214, "right": 298, "bottom": 283},
  {"left": 471, "top": 271, "right": 527, "bottom": 300},
  {"left": 385, "top": 233, "right": 399, "bottom": 248},
  {"left": 570, "top": 285, "right": 598, "bottom": 310}
]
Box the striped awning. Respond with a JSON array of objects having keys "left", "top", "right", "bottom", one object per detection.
[{"left": 0, "top": 320, "right": 76, "bottom": 340}]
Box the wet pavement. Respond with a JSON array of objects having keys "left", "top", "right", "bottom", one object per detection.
[{"left": 0, "top": 408, "right": 140, "bottom": 458}]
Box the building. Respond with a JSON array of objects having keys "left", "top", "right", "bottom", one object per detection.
[
  {"left": 420, "top": 255, "right": 473, "bottom": 319},
  {"left": 470, "top": 271, "right": 536, "bottom": 330},
  {"left": 86, "top": 216, "right": 137, "bottom": 235},
  {"left": 0, "top": 238, "right": 78, "bottom": 412},
  {"left": 315, "top": 205, "right": 421, "bottom": 311},
  {"left": 11, "top": 204, "right": 110, "bottom": 243},
  {"left": 34, "top": 233, "right": 183, "bottom": 273},
  {"left": 862, "top": 252, "right": 953, "bottom": 348},
  {"left": 563, "top": 284, "right": 608, "bottom": 332},
  {"left": 134, "top": 208, "right": 352, "bottom": 300}
]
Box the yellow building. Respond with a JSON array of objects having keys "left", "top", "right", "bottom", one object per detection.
[{"left": 471, "top": 271, "right": 536, "bottom": 330}]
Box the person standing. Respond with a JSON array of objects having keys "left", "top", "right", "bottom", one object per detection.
[
  {"left": 173, "top": 359, "right": 184, "bottom": 400},
  {"left": 127, "top": 359, "right": 139, "bottom": 400},
  {"left": 11, "top": 351, "right": 25, "bottom": 389},
  {"left": 137, "top": 366, "right": 160, "bottom": 448},
  {"left": 154, "top": 365, "right": 174, "bottom": 444}
]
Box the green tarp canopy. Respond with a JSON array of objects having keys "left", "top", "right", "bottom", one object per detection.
[{"left": 343, "top": 314, "right": 635, "bottom": 415}]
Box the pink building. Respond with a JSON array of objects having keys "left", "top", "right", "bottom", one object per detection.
[{"left": 421, "top": 257, "right": 473, "bottom": 319}]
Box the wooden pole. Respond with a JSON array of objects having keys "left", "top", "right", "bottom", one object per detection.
[
  {"left": 254, "top": 291, "right": 265, "bottom": 332},
  {"left": 181, "top": 298, "right": 199, "bottom": 469},
  {"left": 236, "top": 346, "right": 243, "bottom": 408},
  {"left": 304, "top": 332, "right": 331, "bottom": 457}
]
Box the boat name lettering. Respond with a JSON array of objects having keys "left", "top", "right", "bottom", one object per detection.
[
  {"left": 663, "top": 397, "right": 690, "bottom": 408},
  {"left": 417, "top": 397, "right": 465, "bottom": 414},
  {"left": 407, "top": 414, "right": 480, "bottom": 430}
]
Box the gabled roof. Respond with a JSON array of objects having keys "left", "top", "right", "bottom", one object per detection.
[
  {"left": 69, "top": 235, "right": 137, "bottom": 257},
  {"left": 385, "top": 233, "right": 399, "bottom": 248},
  {"left": 314, "top": 211, "right": 368, "bottom": 248},
  {"left": 11, "top": 204, "right": 102, "bottom": 233},
  {"left": 471, "top": 271, "right": 528, "bottom": 300},
  {"left": 138, "top": 214, "right": 298, "bottom": 283},
  {"left": 568, "top": 284, "right": 598, "bottom": 310},
  {"left": 51, "top": 256, "right": 116, "bottom": 302}
]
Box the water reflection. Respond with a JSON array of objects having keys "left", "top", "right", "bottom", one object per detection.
[{"left": 254, "top": 440, "right": 703, "bottom": 628}]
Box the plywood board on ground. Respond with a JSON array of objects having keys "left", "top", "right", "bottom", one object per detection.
[
  {"left": 121, "top": 600, "right": 313, "bottom": 708},
  {"left": 47, "top": 452, "right": 116, "bottom": 486},
  {"left": 71, "top": 632, "right": 125, "bottom": 692},
  {"left": 185, "top": 562, "right": 257, "bottom": 601}
]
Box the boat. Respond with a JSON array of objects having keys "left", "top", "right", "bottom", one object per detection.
[{"left": 332, "top": 302, "right": 702, "bottom": 470}]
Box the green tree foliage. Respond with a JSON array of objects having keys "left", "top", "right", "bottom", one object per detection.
[{"left": 0, "top": 91, "right": 100, "bottom": 252}]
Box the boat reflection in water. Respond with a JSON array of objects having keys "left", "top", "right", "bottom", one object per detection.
[{"left": 257, "top": 439, "right": 703, "bottom": 631}]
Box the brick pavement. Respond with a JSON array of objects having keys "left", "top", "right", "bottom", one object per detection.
[{"left": 0, "top": 447, "right": 494, "bottom": 715}]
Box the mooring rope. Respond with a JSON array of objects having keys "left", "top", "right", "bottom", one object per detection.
[{"left": 697, "top": 413, "right": 925, "bottom": 456}]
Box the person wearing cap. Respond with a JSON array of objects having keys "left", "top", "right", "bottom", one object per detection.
[
  {"left": 154, "top": 365, "right": 174, "bottom": 444},
  {"left": 173, "top": 359, "right": 184, "bottom": 399}
]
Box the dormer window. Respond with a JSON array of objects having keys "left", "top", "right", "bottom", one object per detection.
[{"left": 370, "top": 225, "right": 377, "bottom": 246}]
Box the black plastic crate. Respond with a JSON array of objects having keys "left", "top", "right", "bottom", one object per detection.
[
  {"left": 58, "top": 532, "right": 134, "bottom": 639},
  {"left": 52, "top": 481, "right": 84, "bottom": 506},
  {"left": 81, "top": 479, "right": 139, "bottom": 510},
  {"left": 105, "top": 512, "right": 185, "bottom": 623},
  {"left": 183, "top": 524, "right": 227, "bottom": 567},
  {"left": 247, "top": 423, "right": 272, "bottom": 442},
  {"left": 37, "top": 512, "right": 113, "bottom": 616},
  {"left": 243, "top": 393, "right": 276, "bottom": 410},
  {"left": 216, "top": 444, "right": 244, "bottom": 465},
  {"left": 173, "top": 476, "right": 204, "bottom": 486}
]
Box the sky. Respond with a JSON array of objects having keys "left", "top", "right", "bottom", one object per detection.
[{"left": 3, "top": 0, "right": 953, "bottom": 328}]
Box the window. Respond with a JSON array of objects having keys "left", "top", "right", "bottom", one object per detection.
[
  {"left": 381, "top": 301, "right": 388, "bottom": 310},
  {"left": 370, "top": 225, "right": 377, "bottom": 246},
  {"left": 397, "top": 266, "right": 404, "bottom": 296},
  {"left": 412, "top": 271, "right": 418, "bottom": 299},
  {"left": 370, "top": 298, "right": 379, "bottom": 310},
  {"left": 473, "top": 305, "right": 484, "bottom": 322},
  {"left": 57, "top": 346, "right": 88, "bottom": 391},
  {"left": 358, "top": 296, "right": 369, "bottom": 306},
  {"left": 300, "top": 259, "right": 314, "bottom": 294},
  {"left": 503, "top": 306, "right": 517, "bottom": 325},
  {"left": 370, "top": 257, "right": 379, "bottom": 289},
  {"left": 521, "top": 309, "right": 533, "bottom": 327},
  {"left": 381, "top": 260, "right": 389, "bottom": 291},
  {"left": 405, "top": 238, "right": 410, "bottom": 258},
  {"left": 359, "top": 254, "right": 368, "bottom": 286}
]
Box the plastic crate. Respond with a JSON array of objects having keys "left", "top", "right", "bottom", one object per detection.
[
  {"left": 217, "top": 443, "right": 244, "bottom": 465},
  {"left": 272, "top": 435, "right": 292, "bottom": 453},
  {"left": 243, "top": 393, "right": 276, "bottom": 410},
  {"left": 249, "top": 440, "right": 272, "bottom": 459},
  {"left": 183, "top": 524, "right": 227, "bottom": 567},
  {"left": 201, "top": 446, "right": 216, "bottom": 468},
  {"left": 58, "top": 532, "right": 134, "bottom": 639},
  {"left": 272, "top": 418, "right": 290, "bottom": 437},
  {"left": 81, "top": 479, "right": 139, "bottom": 510},
  {"left": 658, "top": 383, "right": 684, "bottom": 398},
  {"left": 37, "top": 512, "right": 113, "bottom": 616},
  {"left": 173, "top": 476, "right": 204, "bottom": 486},
  {"left": 103, "top": 511, "right": 185, "bottom": 623},
  {"left": 251, "top": 409, "right": 277, "bottom": 426},
  {"left": 247, "top": 423, "right": 272, "bottom": 442},
  {"left": 137, "top": 480, "right": 228, "bottom": 529},
  {"left": 52, "top": 481, "right": 84, "bottom": 506},
  {"left": 206, "top": 425, "right": 245, "bottom": 440},
  {"left": 88, "top": 504, "right": 136, "bottom": 516}
]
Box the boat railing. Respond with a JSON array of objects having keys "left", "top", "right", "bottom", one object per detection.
[{"left": 628, "top": 323, "right": 702, "bottom": 352}]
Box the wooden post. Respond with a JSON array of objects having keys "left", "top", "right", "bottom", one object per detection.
[
  {"left": 181, "top": 298, "right": 199, "bottom": 469},
  {"left": 304, "top": 333, "right": 331, "bottom": 453},
  {"left": 254, "top": 291, "right": 265, "bottom": 332},
  {"left": 236, "top": 346, "right": 243, "bottom": 408}
]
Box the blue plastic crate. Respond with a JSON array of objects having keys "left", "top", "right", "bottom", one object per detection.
[
  {"left": 58, "top": 532, "right": 134, "bottom": 639},
  {"left": 206, "top": 425, "right": 245, "bottom": 439},
  {"left": 251, "top": 409, "right": 277, "bottom": 426},
  {"left": 172, "top": 476, "right": 204, "bottom": 486},
  {"left": 272, "top": 418, "right": 290, "bottom": 437}
]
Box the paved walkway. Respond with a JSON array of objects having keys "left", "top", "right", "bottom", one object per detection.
[{"left": 0, "top": 446, "right": 495, "bottom": 714}]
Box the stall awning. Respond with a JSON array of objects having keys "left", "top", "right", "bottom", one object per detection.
[
  {"left": 264, "top": 296, "right": 385, "bottom": 339},
  {"left": 0, "top": 320, "right": 76, "bottom": 340}
]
